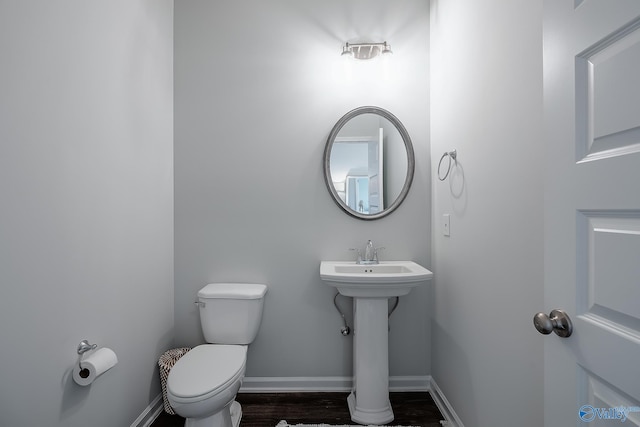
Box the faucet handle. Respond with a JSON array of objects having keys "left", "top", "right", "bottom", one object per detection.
[
  {"left": 373, "top": 247, "right": 385, "bottom": 262},
  {"left": 349, "top": 248, "right": 363, "bottom": 264}
]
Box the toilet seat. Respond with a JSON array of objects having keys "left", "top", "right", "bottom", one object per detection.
[{"left": 167, "top": 344, "right": 247, "bottom": 403}]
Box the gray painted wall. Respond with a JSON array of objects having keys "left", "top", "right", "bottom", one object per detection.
[
  {"left": 0, "top": 2, "right": 174, "bottom": 426},
  {"left": 430, "top": 0, "right": 544, "bottom": 426},
  {"left": 174, "top": 0, "right": 431, "bottom": 379},
  {"left": 0, "top": 1, "right": 548, "bottom": 425}
]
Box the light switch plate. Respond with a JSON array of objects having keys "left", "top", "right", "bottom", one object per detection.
[{"left": 443, "top": 214, "right": 451, "bottom": 236}]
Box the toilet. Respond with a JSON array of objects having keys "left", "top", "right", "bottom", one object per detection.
[{"left": 167, "top": 283, "right": 267, "bottom": 427}]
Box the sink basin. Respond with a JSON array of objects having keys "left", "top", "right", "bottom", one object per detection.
[{"left": 320, "top": 260, "right": 433, "bottom": 297}]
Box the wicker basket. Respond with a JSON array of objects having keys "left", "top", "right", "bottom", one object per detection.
[{"left": 158, "top": 347, "right": 191, "bottom": 414}]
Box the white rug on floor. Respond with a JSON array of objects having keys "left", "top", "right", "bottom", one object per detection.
[{"left": 276, "top": 422, "right": 419, "bottom": 427}]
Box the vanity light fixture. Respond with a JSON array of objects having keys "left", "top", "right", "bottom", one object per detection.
[{"left": 341, "top": 42, "right": 392, "bottom": 60}]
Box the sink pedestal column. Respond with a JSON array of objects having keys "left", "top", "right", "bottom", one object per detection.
[{"left": 348, "top": 297, "right": 394, "bottom": 425}]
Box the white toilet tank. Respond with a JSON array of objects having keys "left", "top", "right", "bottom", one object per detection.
[{"left": 197, "top": 283, "right": 267, "bottom": 345}]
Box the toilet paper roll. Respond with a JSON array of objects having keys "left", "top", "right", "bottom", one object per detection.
[{"left": 73, "top": 347, "right": 118, "bottom": 386}]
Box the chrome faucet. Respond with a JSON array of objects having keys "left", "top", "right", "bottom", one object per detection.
[
  {"left": 364, "top": 240, "right": 375, "bottom": 262},
  {"left": 350, "top": 240, "right": 384, "bottom": 265}
]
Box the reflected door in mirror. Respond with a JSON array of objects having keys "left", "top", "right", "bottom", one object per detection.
[{"left": 323, "top": 106, "right": 414, "bottom": 220}]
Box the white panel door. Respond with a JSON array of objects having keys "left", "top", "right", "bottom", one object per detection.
[{"left": 544, "top": 1, "right": 640, "bottom": 426}]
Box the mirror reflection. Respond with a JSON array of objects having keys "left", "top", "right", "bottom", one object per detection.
[{"left": 324, "top": 107, "right": 414, "bottom": 220}]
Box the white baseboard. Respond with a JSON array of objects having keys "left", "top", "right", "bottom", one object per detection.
[
  {"left": 388, "top": 375, "right": 431, "bottom": 392},
  {"left": 428, "top": 377, "right": 465, "bottom": 427},
  {"left": 135, "top": 376, "right": 463, "bottom": 427},
  {"left": 130, "top": 393, "right": 164, "bottom": 427},
  {"left": 239, "top": 375, "right": 431, "bottom": 393},
  {"left": 240, "top": 376, "right": 352, "bottom": 392}
]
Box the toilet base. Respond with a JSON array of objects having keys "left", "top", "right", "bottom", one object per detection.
[
  {"left": 184, "top": 401, "right": 242, "bottom": 427},
  {"left": 230, "top": 401, "right": 242, "bottom": 427}
]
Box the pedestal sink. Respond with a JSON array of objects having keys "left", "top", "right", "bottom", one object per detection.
[{"left": 320, "top": 261, "right": 433, "bottom": 425}]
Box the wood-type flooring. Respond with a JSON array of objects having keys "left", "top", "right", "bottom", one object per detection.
[{"left": 151, "top": 392, "right": 444, "bottom": 427}]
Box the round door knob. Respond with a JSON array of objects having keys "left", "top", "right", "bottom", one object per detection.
[{"left": 533, "top": 309, "right": 573, "bottom": 338}]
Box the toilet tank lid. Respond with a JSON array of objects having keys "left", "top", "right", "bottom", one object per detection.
[{"left": 198, "top": 283, "right": 267, "bottom": 300}]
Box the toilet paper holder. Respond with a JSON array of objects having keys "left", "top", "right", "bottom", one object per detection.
[
  {"left": 78, "top": 339, "right": 97, "bottom": 355},
  {"left": 77, "top": 339, "right": 97, "bottom": 370}
]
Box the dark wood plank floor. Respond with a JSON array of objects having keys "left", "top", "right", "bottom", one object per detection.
[{"left": 151, "top": 392, "right": 444, "bottom": 427}]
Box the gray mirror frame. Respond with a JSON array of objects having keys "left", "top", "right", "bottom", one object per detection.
[{"left": 323, "top": 106, "right": 415, "bottom": 220}]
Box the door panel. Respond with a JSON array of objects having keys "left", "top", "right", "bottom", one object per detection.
[
  {"left": 582, "top": 212, "right": 640, "bottom": 321},
  {"left": 576, "top": 17, "right": 640, "bottom": 161},
  {"left": 544, "top": 1, "right": 640, "bottom": 426},
  {"left": 579, "top": 367, "right": 640, "bottom": 425}
]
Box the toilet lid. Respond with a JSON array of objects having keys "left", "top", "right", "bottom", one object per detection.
[{"left": 167, "top": 345, "right": 246, "bottom": 399}]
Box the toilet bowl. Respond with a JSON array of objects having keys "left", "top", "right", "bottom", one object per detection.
[
  {"left": 167, "top": 345, "right": 246, "bottom": 427},
  {"left": 167, "top": 283, "right": 267, "bottom": 427}
]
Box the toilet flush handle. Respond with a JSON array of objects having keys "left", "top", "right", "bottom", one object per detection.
[{"left": 194, "top": 301, "right": 205, "bottom": 308}]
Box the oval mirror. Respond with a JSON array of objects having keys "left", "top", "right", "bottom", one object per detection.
[{"left": 323, "top": 106, "right": 415, "bottom": 220}]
